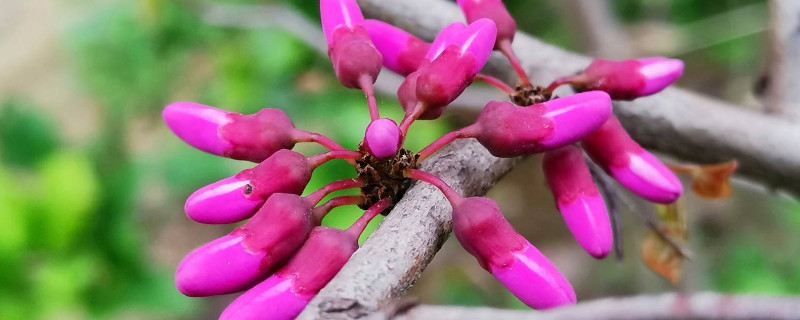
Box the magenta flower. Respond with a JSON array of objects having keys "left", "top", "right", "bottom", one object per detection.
[
  {"left": 543, "top": 146, "right": 612, "bottom": 258},
  {"left": 220, "top": 200, "right": 388, "bottom": 320},
  {"left": 456, "top": 0, "right": 517, "bottom": 46},
  {"left": 582, "top": 116, "right": 683, "bottom": 203},
  {"left": 185, "top": 149, "right": 313, "bottom": 224},
  {"left": 164, "top": 1, "right": 687, "bottom": 317},
  {"left": 466, "top": 91, "right": 612, "bottom": 157},
  {"left": 362, "top": 19, "right": 431, "bottom": 76},
  {"left": 547, "top": 57, "right": 685, "bottom": 100},
  {"left": 397, "top": 19, "right": 497, "bottom": 124},
  {"left": 449, "top": 195, "right": 575, "bottom": 309},
  {"left": 364, "top": 118, "right": 401, "bottom": 158}
]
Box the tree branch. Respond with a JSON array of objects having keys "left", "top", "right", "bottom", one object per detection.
[
  {"left": 199, "top": 2, "right": 800, "bottom": 319},
  {"left": 379, "top": 293, "right": 800, "bottom": 320},
  {"left": 357, "top": 0, "right": 800, "bottom": 197},
  {"left": 297, "top": 140, "right": 520, "bottom": 319},
  {"left": 764, "top": 0, "right": 800, "bottom": 117}
]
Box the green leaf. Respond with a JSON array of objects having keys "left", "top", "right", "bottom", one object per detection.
[
  {"left": 0, "top": 99, "right": 60, "bottom": 168},
  {"left": 37, "top": 151, "right": 100, "bottom": 250}
]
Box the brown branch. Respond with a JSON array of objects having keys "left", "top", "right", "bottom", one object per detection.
[
  {"left": 357, "top": 0, "right": 800, "bottom": 197},
  {"left": 379, "top": 293, "right": 800, "bottom": 320},
  {"left": 297, "top": 140, "right": 521, "bottom": 319},
  {"left": 764, "top": 0, "right": 800, "bottom": 117}
]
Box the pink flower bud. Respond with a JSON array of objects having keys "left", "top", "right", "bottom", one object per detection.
[
  {"left": 320, "top": 0, "right": 364, "bottom": 45},
  {"left": 184, "top": 150, "right": 313, "bottom": 224},
  {"left": 581, "top": 116, "right": 683, "bottom": 203},
  {"left": 184, "top": 176, "right": 262, "bottom": 224},
  {"left": 473, "top": 91, "right": 612, "bottom": 157},
  {"left": 174, "top": 234, "right": 268, "bottom": 297},
  {"left": 362, "top": 19, "right": 431, "bottom": 76},
  {"left": 328, "top": 25, "right": 383, "bottom": 89},
  {"left": 452, "top": 197, "right": 576, "bottom": 309},
  {"left": 163, "top": 102, "right": 299, "bottom": 162},
  {"left": 218, "top": 275, "right": 311, "bottom": 320},
  {"left": 175, "top": 194, "right": 314, "bottom": 297},
  {"left": 364, "top": 118, "right": 401, "bottom": 158},
  {"left": 162, "top": 101, "right": 234, "bottom": 156},
  {"left": 397, "top": 20, "right": 497, "bottom": 120},
  {"left": 578, "top": 57, "right": 684, "bottom": 100},
  {"left": 543, "top": 146, "right": 612, "bottom": 259},
  {"left": 425, "top": 22, "right": 468, "bottom": 62},
  {"left": 220, "top": 227, "right": 358, "bottom": 320},
  {"left": 457, "top": 0, "right": 516, "bottom": 45},
  {"left": 493, "top": 243, "right": 577, "bottom": 309},
  {"left": 636, "top": 57, "right": 685, "bottom": 96},
  {"left": 452, "top": 18, "right": 497, "bottom": 74}
]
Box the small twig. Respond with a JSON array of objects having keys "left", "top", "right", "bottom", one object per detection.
[
  {"left": 587, "top": 160, "right": 694, "bottom": 260},
  {"left": 587, "top": 157, "right": 624, "bottom": 261}
]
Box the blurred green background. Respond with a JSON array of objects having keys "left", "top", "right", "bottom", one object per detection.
[{"left": 0, "top": 0, "right": 797, "bottom": 319}]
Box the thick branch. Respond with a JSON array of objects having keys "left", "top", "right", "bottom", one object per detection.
[
  {"left": 764, "top": 0, "right": 800, "bottom": 117},
  {"left": 382, "top": 293, "right": 800, "bottom": 320},
  {"left": 357, "top": 0, "right": 800, "bottom": 197},
  {"left": 297, "top": 140, "right": 520, "bottom": 319}
]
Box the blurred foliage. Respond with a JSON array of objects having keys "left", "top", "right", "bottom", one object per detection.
[{"left": 1, "top": 0, "right": 798, "bottom": 318}]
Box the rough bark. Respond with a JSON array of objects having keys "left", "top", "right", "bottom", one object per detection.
[{"left": 297, "top": 140, "right": 520, "bottom": 319}]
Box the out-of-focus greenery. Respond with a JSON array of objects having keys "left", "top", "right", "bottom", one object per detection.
[{"left": 0, "top": 0, "right": 798, "bottom": 318}]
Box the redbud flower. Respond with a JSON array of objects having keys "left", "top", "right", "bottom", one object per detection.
[
  {"left": 219, "top": 227, "right": 358, "bottom": 320},
  {"left": 582, "top": 116, "right": 683, "bottom": 203},
  {"left": 452, "top": 196, "right": 576, "bottom": 309},
  {"left": 362, "top": 19, "right": 431, "bottom": 76},
  {"left": 456, "top": 0, "right": 516, "bottom": 46},
  {"left": 543, "top": 146, "right": 612, "bottom": 258},
  {"left": 321, "top": 0, "right": 382, "bottom": 89},
  {"left": 364, "top": 118, "right": 401, "bottom": 158},
  {"left": 184, "top": 150, "right": 313, "bottom": 224},
  {"left": 471, "top": 91, "right": 612, "bottom": 157},
  {"left": 568, "top": 57, "right": 684, "bottom": 100},
  {"left": 399, "top": 19, "right": 497, "bottom": 120},
  {"left": 175, "top": 193, "right": 315, "bottom": 297},
  {"left": 162, "top": 102, "right": 299, "bottom": 162},
  {"left": 425, "top": 22, "right": 468, "bottom": 63}
]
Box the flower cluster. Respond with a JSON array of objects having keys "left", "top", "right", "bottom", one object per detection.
[{"left": 163, "top": 0, "right": 685, "bottom": 318}]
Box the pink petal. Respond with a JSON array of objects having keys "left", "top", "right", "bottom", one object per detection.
[
  {"left": 557, "top": 193, "right": 612, "bottom": 258},
  {"left": 184, "top": 176, "right": 264, "bottom": 224},
  {"left": 539, "top": 91, "right": 612, "bottom": 149},
  {"left": 425, "top": 22, "right": 467, "bottom": 61},
  {"left": 609, "top": 149, "right": 683, "bottom": 204},
  {"left": 453, "top": 18, "right": 497, "bottom": 74},
  {"left": 219, "top": 275, "right": 312, "bottom": 320},
  {"left": 637, "top": 57, "right": 684, "bottom": 96},
  {"left": 320, "top": 0, "right": 365, "bottom": 45},
  {"left": 175, "top": 234, "right": 266, "bottom": 297},
  {"left": 162, "top": 101, "right": 233, "bottom": 156},
  {"left": 491, "top": 242, "right": 577, "bottom": 309}
]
